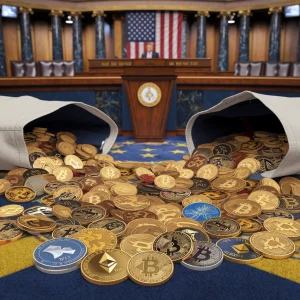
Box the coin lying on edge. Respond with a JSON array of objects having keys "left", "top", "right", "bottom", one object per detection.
[{"left": 127, "top": 251, "right": 174, "bottom": 286}]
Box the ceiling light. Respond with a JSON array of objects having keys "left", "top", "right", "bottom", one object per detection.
[
  {"left": 228, "top": 19, "right": 235, "bottom": 24},
  {"left": 65, "top": 15, "right": 73, "bottom": 24},
  {"left": 228, "top": 14, "right": 235, "bottom": 24}
]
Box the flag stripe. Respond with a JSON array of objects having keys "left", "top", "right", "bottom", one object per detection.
[{"left": 126, "top": 11, "right": 183, "bottom": 59}]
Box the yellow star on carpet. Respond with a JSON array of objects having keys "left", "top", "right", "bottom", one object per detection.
[
  {"left": 140, "top": 153, "right": 158, "bottom": 158},
  {"left": 112, "top": 144, "right": 121, "bottom": 149},
  {"left": 141, "top": 148, "right": 155, "bottom": 152},
  {"left": 111, "top": 149, "right": 127, "bottom": 154},
  {"left": 123, "top": 141, "right": 135, "bottom": 145},
  {"left": 162, "top": 142, "right": 169, "bottom": 144},
  {"left": 170, "top": 150, "right": 186, "bottom": 154},
  {"left": 176, "top": 143, "right": 187, "bottom": 147}
]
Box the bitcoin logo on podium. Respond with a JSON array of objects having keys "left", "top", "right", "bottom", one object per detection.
[{"left": 137, "top": 82, "right": 161, "bottom": 107}]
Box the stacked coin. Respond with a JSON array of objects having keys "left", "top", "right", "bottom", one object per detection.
[{"left": 0, "top": 129, "right": 299, "bottom": 285}]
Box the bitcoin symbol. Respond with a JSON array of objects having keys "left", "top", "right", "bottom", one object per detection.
[
  {"left": 70, "top": 158, "right": 80, "bottom": 168},
  {"left": 201, "top": 169, "right": 212, "bottom": 178},
  {"left": 88, "top": 195, "right": 101, "bottom": 204},
  {"left": 219, "top": 180, "right": 236, "bottom": 189},
  {"left": 233, "top": 203, "right": 252, "bottom": 214},
  {"left": 166, "top": 238, "right": 180, "bottom": 256},
  {"left": 255, "top": 195, "right": 270, "bottom": 206},
  {"left": 58, "top": 170, "right": 68, "bottom": 180},
  {"left": 282, "top": 197, "right": 299, "bottom": 209},
  {"left": 192, "top": 246, "right": 211, "bottom": 262},
  {"left": 129, "top": 241, "right": 153, "bottom": 252},
  {"left": 262, "top": 237, "right": 286, "bottom": 250},
  {"left": 274, "top": 221, "right": 299, "bottom": 234},
  {"left": 138, "top": 257, "right": 159, "bottom": 277},
  {"left": 85, "top": 179, "right": 96, "bottom": 186}
]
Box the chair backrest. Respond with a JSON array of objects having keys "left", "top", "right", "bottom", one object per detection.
[
  {"left": 234, "top": 62, "right": 250, "bottom": 76},
  {"left": 291, "top": 63, "right": 300, "bottom": 77},
  {"left": 11, "top": 61, "right": 37, "bottom": 77},
  {"left": 278, "top": 62, "right": 291, "bottom": 77},
  {"left": 265, "top": 62, "right": 278, "bottom": 76},
  {"left": 39, "top": 61, "right": 75, "bottom": 77},
  {"left": 249, "top": 62, "right": 264, "bottom": 76}
]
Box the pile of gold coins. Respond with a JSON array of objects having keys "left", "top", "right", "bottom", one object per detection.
[{"left": 0, "top": 128, "right": 300, "bottom": 286}]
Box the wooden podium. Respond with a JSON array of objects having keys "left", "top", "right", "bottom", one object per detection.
[{"left": 121, "top": 60, "right": 177, "bottom": 142}]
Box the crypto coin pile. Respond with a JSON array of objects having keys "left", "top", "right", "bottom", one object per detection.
[{"left": 0, "top": 129, "right": 299, "bottom": 286}]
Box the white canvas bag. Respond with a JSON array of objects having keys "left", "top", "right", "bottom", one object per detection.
[
  {"left": 0, "top": 96, "right": 118, "bottom": 170},
  {"left": 186, "top": 91, "right": 300, "bottom": 178}
]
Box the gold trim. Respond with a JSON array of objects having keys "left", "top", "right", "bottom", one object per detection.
[
  {"left": 50, "top": 10, "right": 64, "bottom": 17},
  {"left": 19, "top": 7, "right": 33, "bottom": 14},
  {"left": 268, "top": 7, "right": 283, "bottom": 14},
  {"left": 217, "top": 11, "right": 231, "bottom": 18},
  {"left": 92, "top": 11, "right": 106, "bottom": 17},
  {"left": 238, "top": 10, "right": 252, "bottom": 17},
  {"left": 137, "top": 83, "right": 162, "bottom": 108},
  {"left": 70, "top": 11, "right": 82, "bottom": 17},
  {"left": 195, "top": 11, "right": 210, "bottom": 18}
]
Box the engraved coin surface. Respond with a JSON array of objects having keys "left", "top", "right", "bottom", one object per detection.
[
  {"left": 81, "top": 249, "right": 131, "bottom": 285},
  {"left": 247, "top": 191, "right": 279, "bottom": 211},
  {"left": 52, "top": 225, "right": 85, "bottom": 238},
  {"left": 137, "top": 82, "right": 161, "bottom": 107},
  {"left": 120, "top": 234, "right": 156, "bottom": 256},
  {"left": 223, "top": 200, "right": 262, "bottom": 218},
  {"left": 0, "top": 221, "right": 23, "bottom": 244},
  {"left": 71, "top": 206, "right": 106, "bottom": 226},
  {"left": 127, "top": 251, "right": 174, "bottom": 286},
  {"left": 0, "top": 204, "right": 24, "bottom": 218},
  {"left": 263, "top": 217, "right": 300, "bottom": 239},
  {"left": 175, "top": 227, "right": 210, "bottom": 242},
  {"left": 88, "top": 218, "right": 126, "bottom": 237},
  {"left": 203, "top": 217, "right": 241, "bottom": 238},
  {"left": 5, "top": 186, "right": 36, "bottom": 203},
  {"left": 153, "top": 231, "right": 193, "bottom": 262},
  {"left": 181, "top": 241, "right": 223, "bottom": 271}
]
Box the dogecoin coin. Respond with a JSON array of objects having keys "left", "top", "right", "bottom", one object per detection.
[
  {"left": 127, "top": 251, "right": 174, "bottom": 286},
  {"left": 0, "top": 221, "right": 23, "bottom": 245},
  {"left": 153, "top": 231, "right": 193, "bottom": 262},
  {"left": 263, "top": 217, "right": 300, "bottom": 239},
  {"left": 0, "top": 204, "right": 24, "bottom": 218},
  {"left": 250, "top": 231, "right": 295, "bottom": 259},
  {"left": 5, "top": 186, "right": 36, "bottom": 203},
  {"left": 181, "top": 241, "right": 223, "bottom": 271},
  {"left": 203, "top": 217, "right": 241, "bottom": 238},
  {"left": 223, "top": 199, "right": 262, "bottom": 218},
  {"left": 88, "top": 218, "right": 126, "bottom": 237},
  {"left": 183, "top": 203, "right": 220, "bottom": 222},
  {"left": 72, "top": 228, "right": 117, "bottom": 253},
  {"left": 71, "top": 206, "right": 106, "bottom": 226},
  {"left": 120, "top": 234, "right": 156, "bottom": 256},
  {"left": 216, "top": 238, "right": 263, "bottom": 264},
  {"left": 175, "top": 227, "right": 210, "bottom": 242},
  {"left": 52, "top": 225, "right": 85, "bottom": 238},
  {"left": 81, "top": 249, "right": 131, "bottom": 285}
]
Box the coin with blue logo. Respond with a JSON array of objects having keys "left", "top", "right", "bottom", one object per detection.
[
  {"left": 183, "top": 203, "right": 221, "bottom": 222},
  {"left": 33, "top": 238, "right": 87, "bottom": 274},
  {"left": 216, "top": 237, "right": 263, "bottom": 264}
]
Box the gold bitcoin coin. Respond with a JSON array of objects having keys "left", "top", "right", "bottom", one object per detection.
[
  {"left": 237, "top": 158, "right": 258, "bottom": 173},
  {"left": 247, "top": 191, "right": 279, "bottom": 211},
  {"left": 64, "top": 155, "right": 84, "bottom": 169},
  {"left": 0, "top": 204, "right": 24, "bottom": 218},
  {"left": 178, "top": 169, "right": 194, "bottom": 179},
  {"left": 165, "top": 217, "right": 203, "bottom": 231},
  {"left": 81, "top": 192, "right": 106, "bottom": 205},
  {"left": 202, "top": 190, "right": 230, "bottom": 202},
  {"left": 81, "top": 249, "right": 130, "bottom": 285},
  {"left": 250, "top": 231, "right": 295, "bottom": 259},
  {"left": 148, "top": 204, "right": 182, "bottom": 224},
  {"left": 126, "top": 218, "right": 167, "bottom": 236},
  {"left": 41, "top": 195, "right": 55, "bottom": 207},
  {"left": 196, "top": 164, "right": 219, "bottom": 181},
  {"left": 7, "top": 168, "right": 27, "bottom": 177},
  {"left": 95, "top": 154, "right": 114, "bottom": 162},
  {"left": 52, "top": 204, "right": 72, "bottom": 219},
  {"left": 174, "top": 178, "right": 194, "bottom": 189},
  {"left": 100, "top": 167, "right": 121, "bottom": 180},
  {"left": 154, "top": 175, "right": 176, "bottom": 190},
  {"left": 223, "top": 200, "right": 262, "bottom": 218},
  {"left": 53, "top": 185, "right": 83, "bottom": 201},
  {"left": 53, "top": 167, "right": 73, "bottom": 182},
  {"left": 127, "top": 251, "right": 174, "bottom": 286},
  {"left": 233, "top": 167, "right": 251, "bottom": 179},
  {"left": 16, "top": 215, "right": 56, "bottom": 233},
  {"left": 0, "top": 179, "right": 11, "bottom": 195},
  {"left": 263, "top": 217, "right": 300, "bottom": 239},
  {"left": 72, "top": 228, "right": 117, "bottom": 253},
  {"left": 114, "top": 195, "right": 150, "bottom": 211},
  {"left": 32, "top": 157, "right": 55, "bottom": 174},
  {"left": 120, "top": 234, "right": 156, "bottom": 256},
  {"left": 0, "top": 221, "right": 23, "bottom": 245},
  {"left": 112, "top": 183, "right": 137, "bottom": 196},
  {"left": 131, "top": 225, "right": 166, "bottom": 237},
  {"left": 57, "top": 141, "right": 75, "bottom": 156},
  {"left": 212, "top": 177, "right": 246, "bottom": 193},
  {"left": 236, "top": 218, "right": 262, "bottom": 233},
  {"left": 182, "top": 195, "right": 212, "bottom": 206},
  {"left": 5, "top": 186, "right": 36, "bottom": 203},
  {"left": 88, "top": 218, "right": 126, "bottom": 237}
]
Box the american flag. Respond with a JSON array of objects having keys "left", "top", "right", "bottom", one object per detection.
[{"left": 126, "top": 11, "right": 183, "bottom": 59}]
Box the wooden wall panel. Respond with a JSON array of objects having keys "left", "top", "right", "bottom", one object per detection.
[
  {"left": 105, "top": 22, "right": 114, "bottom": 59},
  {"left": 62, "top": 24, "right": 73, "bottom": 61},
  {"left": 33, "top": 20, "right": 52, "bottom": 61},
  {"left": 82, "top": 22, "right": 95, "bottom": 71},
  {"left": 206, "top": 21, "right": 218, "bottom": 72},
  {"left": 281, "top": 18, "right": 299, "bottom": 62},
  {"left": 228, "top": 23, "right": 239, "bottom": 71},
  {"left": 113, "top": 18, "right": 122, "bottom": 59}
]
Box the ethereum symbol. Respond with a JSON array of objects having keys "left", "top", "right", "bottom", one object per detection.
[
  {"left": 99, "top": 252, "right": 117, "bottom": 273},
  {"left": 231, "top": 243, "right": 249, "bottom": 254}
]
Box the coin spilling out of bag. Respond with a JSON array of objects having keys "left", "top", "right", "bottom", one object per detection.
[{"left": 1, "top": 128, "right": 299, "bottom": 285}]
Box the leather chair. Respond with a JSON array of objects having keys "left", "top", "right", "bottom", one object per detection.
[
  {"left": 249, "top": 62, "right": 264, "bottom": 76},
  {"left": 291, "top": 63, "right": 300, "bottom": 77},
  {"left": 265, "top": 62, "right": 278, "bottom": 76},
  {"left": 39, "top": 61, "right": 75, "bottom": 77},
  {"left": 234, "top": 62, "right": 250, "bottom": 76},
  {"left": 11, "top": 61, "right": 37, "bottom": 77},
  {"left": 278, "top": 62, "right": 291, "bottom": 77}
]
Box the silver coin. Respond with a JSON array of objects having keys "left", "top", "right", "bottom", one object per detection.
[
  {"left": 23, "top": 206, "right": 53, "bottom": 217},
  {"left": 34, "top": 263, "right": 79, "bottom": 274},
  {"left": 181, "top": 241, "right": 223, "bottom": 271},
  {"left": 25, "top": 176, "right": 49, "bottom": 196}
]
